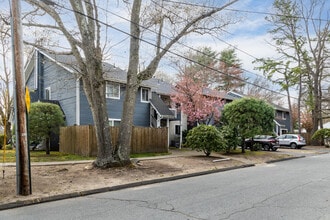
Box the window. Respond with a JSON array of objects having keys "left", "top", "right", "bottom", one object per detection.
[
  {"left": 109, "top": 119, "right": 121, "bottom": 127},
  {"left": 45, "top": 87, "right": 51, "bottom": 100},
  {"left": 141, "top": 88, "right": 149, "bottom": 102},
  {"left": 106, "top": 82, "right": 120, "bottom": 99},
  {"left": 175, "top": 125, "right": 181, "bottom": 135},
  {"left": 276, "top": 111, "right": 287, "bottom": 120}
]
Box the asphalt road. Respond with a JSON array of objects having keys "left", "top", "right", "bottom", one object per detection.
[{"left": 1, "top": 153, "right": 330, "bottom": 220}]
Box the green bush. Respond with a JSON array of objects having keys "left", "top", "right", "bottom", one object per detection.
[
  {"left": 185, "top": 124, "right": 225, "bottom": 156},
  {"left": 312, "top": 128, "right": 330, "bottom": 147},
  {"left": 218, "top": 125, "right": 241, "bottom": 153}
]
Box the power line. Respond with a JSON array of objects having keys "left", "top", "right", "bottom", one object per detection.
[
  {"left": 27, "top": 1, "right": 297, "bottom": 99},
  {"left": 164, "top": 0, "right": 330, "bottom": 23},
  {"left": 149, "top": 1, "right": 262, "bottom": 70},
  {"left": 90, "top": 2, "right": 274, "bottom": 84}
]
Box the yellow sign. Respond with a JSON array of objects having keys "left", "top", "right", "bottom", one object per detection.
[{"left": 25, "top": 86, "right": 31, "bottom": 113}]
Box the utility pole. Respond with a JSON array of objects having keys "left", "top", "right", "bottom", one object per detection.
[{"left": 11, "top": 0, "right": 31, "bottom": 195}]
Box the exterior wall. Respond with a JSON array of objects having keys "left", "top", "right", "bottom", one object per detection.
[
  {"left": 78, "top": 84, "right": 93, "bottom": 125},
  {"left": 42, "top": 55, "right": 76, "bottom": 126},
  {"left": 26, "top": 51, "right": 170, "bottom": 128},
  {"left": 133, "top": 87, "right": 150, "bottom": 126},
  {"left": 26, "top": 52, "right": 77, "bottom": 126},
  {"left": 169, "top": 112, "right": 187, "bottom": 147},
  {"left": 169, "top": 120, "right": 180, "bottom": 146},
  {"left": 79, "top": 83, "right": 150, "bottom": 126},
  {"left": 107, "top": 84, "right": 125, "bottom": 121},
  {"left": 275, "top": 110, "right": 291, "bottom": 133}
]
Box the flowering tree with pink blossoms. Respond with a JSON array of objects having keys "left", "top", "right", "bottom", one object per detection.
[{"left": 171, "top": 71, "right": 225, "bottom": 125}]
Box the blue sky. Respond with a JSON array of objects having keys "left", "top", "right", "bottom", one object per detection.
[
  {"left": 105, "top": 0, "right": 279, "bottom": 78},
  {"left": 1, "top": 0, "right": 329, "bottom": 95},
  {"left": 0, "top": 0, "right": 290, "bottom": 76}
]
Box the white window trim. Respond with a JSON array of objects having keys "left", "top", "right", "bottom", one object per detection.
[
  {"left": 106, "top": 82, "right": 120, "bottom": 99},
  {"left": 45, "top": 87, "right": 51, "bottom": 100},
  {"left": 141, "top": 87, "right": 150, "bottom": 103},
  {"left": 282, "top": 112, "right": 286, "bottom": 120},
  {"left": 109, "top": 118, "right": 121, "bottom": 127}
]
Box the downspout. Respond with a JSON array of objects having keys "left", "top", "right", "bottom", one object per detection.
[
  {"left": 179, "top": 110, "right": 182, "bottom": 149},
  {"left": 75, "top": 78, "right": 80, "bottom": 125},
  {"left": 37, "top": 52, "right": 43, "bottom": 100},
  {"left": 34, "top": 50, "right": 38, "bottom": 90},
  {"left": 167, "top": 118, "right": 170, "bottom": 149}
]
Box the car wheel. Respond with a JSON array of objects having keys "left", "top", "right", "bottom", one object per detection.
[
  {"left": 263, "top": 144, "right": 270, "bottom": 151},
  {"left": 290, "top": 143, "right": 297, "bottom": 149}
]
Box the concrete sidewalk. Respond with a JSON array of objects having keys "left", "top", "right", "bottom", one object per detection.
[
  {"left": 2, "top": 149, "right": 201, "bottom": 167},
  {"left": 3, "top": 146, "right": 329, "bottom": 167},
  {"left": 3, "top": 145, "right": 329, "bottom": 166}
]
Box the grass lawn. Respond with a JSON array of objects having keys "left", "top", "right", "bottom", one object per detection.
[
  {"left": 1, "top": 149, "right": 171, "bottom": 163},
  {"left": 0, "top": 150, "right": 95, "bottom": 163}
]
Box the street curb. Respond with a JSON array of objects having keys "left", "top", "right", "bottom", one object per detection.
[
  {"left": 0, "top": 163, "right": 254, "bottom": 211},
  {"left": 265, "top": 155, "right": 305, "bottom": 163}
]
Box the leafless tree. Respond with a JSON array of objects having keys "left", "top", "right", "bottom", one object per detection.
[
  {"left": 264, "top": 0, "right": 330, "bottom": 136},
  {"left": 24, "top": 0, "right": 115, "bottom": 167},
  {"left": 22, "top": 0, "right": 239, "bottom": 167},
  {"left": 0, "top": 13, "right": 13, "bottom": 144},
  {"left": 237, "top": 76, "right": 284, "bottom": 105},
  {"left": 116, "top": 0, "right": 239, "bottom": 163}
]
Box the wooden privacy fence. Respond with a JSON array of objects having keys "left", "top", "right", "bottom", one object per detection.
[{"left": 59, "top": 125, "right": 168, "bottom": 156}]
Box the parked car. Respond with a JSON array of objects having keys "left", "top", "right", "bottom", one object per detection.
[
  {"left": 276, "top": 134, "right": 306, "bottom": 149},
  {"left": 245, "top": 135, "right": 280, "bottom": 151}
]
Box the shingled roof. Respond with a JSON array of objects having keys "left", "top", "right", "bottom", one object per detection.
[
  {"left": 38, "top": 50, "right": 174, "bottom": 96},
  {"left": 150, "top": 92, "right": 175, "bottom": 119}
]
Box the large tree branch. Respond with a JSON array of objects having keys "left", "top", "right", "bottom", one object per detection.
[
  {"left": 25, "top": 0, "right": 84, "bottom": 65},
  {"left": 138, "top": 0, "right": 239, "bottom": 81},
  {"left": 22, "top": 22, "right": 61, "bottom": 30}
]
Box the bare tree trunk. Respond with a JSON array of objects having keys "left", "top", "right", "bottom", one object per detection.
[
  {"left": 116, "top": 83, "right": 139, "bottom": 164},
  {"left": 116, "top": 0, "right": 141, "bottom": 165},
  {"left": 116, "top": 0, "right": 239, "bottom": 163},
  {"left": 81, "top": 54, "right": 116, "bottom": 167},
  {"left": 46, "top": 136, "right": 50, "bottom": 155},
  {"left": 85, "top": 80, "right": 115, "bottom": 167}
]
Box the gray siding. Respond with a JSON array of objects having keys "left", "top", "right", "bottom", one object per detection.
[
  {"left": 26, "top": 53, "right": 77, "bottom": 125},
  {"left": 79, "top": 84, "right": 150, "bottom": 126},
  {"left": 107, "top": 84, "right": 125, "bottom": 120},
  {"left": 26, "top": 50, "right": 153, "bottom": 127},
  {"left": 79, "top": 84, "right": 93, "bottom": 125},
  {"left": 275, "top": 110, "right": 291, "bottom": 132},
  {"left": 42, "top": 56, "right": 77, "bottom": 125},
  {"left": 133, "top": 87, "right": 150, "bottom": 126}
]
